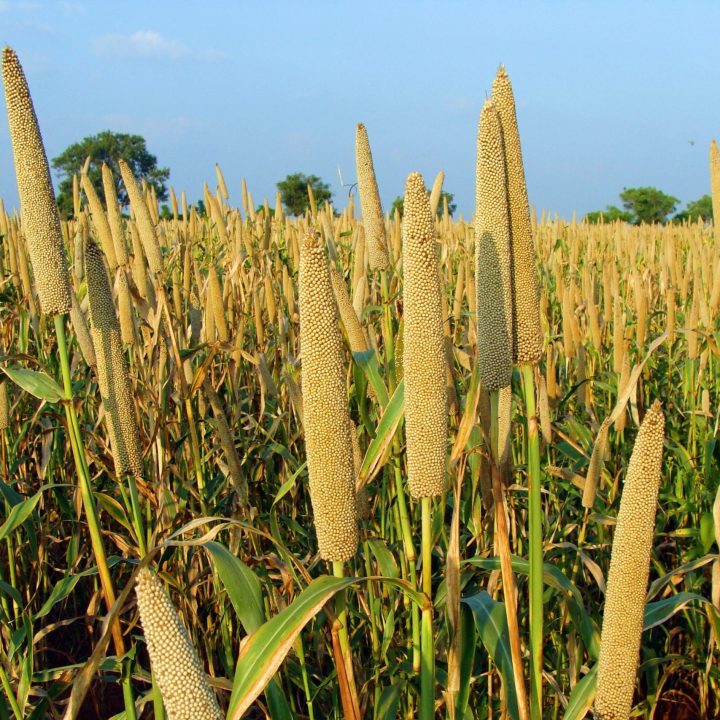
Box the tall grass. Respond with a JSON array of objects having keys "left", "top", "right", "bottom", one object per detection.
[{"left": 0, "top": 47, "right": 719, "bottom": 720}]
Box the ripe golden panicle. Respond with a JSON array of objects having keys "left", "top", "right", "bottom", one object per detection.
[
  {"left": 355, "top": 123, "right": 389, "bottom": 271},
  {"left": 402, "top": 171, "right": 448, "bottom": 498},
  {"left": 298, "top": 230, "right": 358, "bottom": 561},
  {"left": 2, "top": 46, "right": 72, "bottom": 316},
  {"left": 595, "top": 401, "right": 665, "bottom": 720},
  {"left": 475, "top": 100, "right": 513, "bottom": 391},
  {"left": 492, "top": 66, "right": 542, "bottom": 365},
  {"left": 135, "top": 568, "right": 223, "bottom": 720}
]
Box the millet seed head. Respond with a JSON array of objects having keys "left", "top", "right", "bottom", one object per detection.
[
  {"left": 329, "top": 265, "right": 368, "bottom": 353},
  {"left": 118, "top": 158, "right": 162, "bottom": 275},
  {"left": 492, "top": 66, "right": 542, "bottom": 365},
  {"left": 402, "top": 171, "right": 448, "bottom": 498},
  {"left": 135, "top": 568, "right": 223, "bottom": 720},
  {"left": 85, "top": 239, "right": 143, "bottom": 477},
  {"left": 0, "top": 381, "right": 9, "bottom": 430},
  {"left": 475, "top": 100, "right": 513, "bottom": 391},
  {"left": 355, "top": 123, "right": 389, "bottom": 271},
  {"left": 298, "top": 230, "right": 358, "bottom": 561},
  {"left": 81, "top": 172, "right": 117, "bottom": 270},
  {"left": 710, "top": 140, "right": 720, "bottom": 230},
  {"left": 2, "top": 46, "right": 72, "bottom": 316},
  {"left": 101, "top": 163, "right": 129, "bottom": 266},
  {"left": 595, "top": 400, "right": 665, "bottom": 720}
]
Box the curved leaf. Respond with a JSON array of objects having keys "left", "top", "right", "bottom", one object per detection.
[
  {"left": 643, "top": 591, "right": 709, "bottom": 630},
  {"left": 465, "top": 555, "right": 600, "bottom": 659},
  {"left": 205, "top": 541, "right": 264, "bottom": 634},
  {"left": 1, "top": 364, "right": 64, "bottom": 403},
  {"left": 357, "top": 379, "right": 404, "bottom": 488},
  {"left": 563, "top": 664, "right": 597, "bottom": 720},
  {"left": 462, "top": 591, "right": 518, "bottom": 720},
  {"left": 227, "top": 574, "right": 426, "bottom": 718},
  {"left": 0, "top": 490, "right": 41, "bottom": 541}
]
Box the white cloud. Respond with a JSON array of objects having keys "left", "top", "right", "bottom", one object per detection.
[{"left": 93, "top": 30, "right": 189, "bottom": 60}]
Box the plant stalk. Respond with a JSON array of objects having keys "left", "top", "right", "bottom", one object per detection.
[
  {"left": 521, "top": 364, "right": 543, "bottom": 720},
  {"left": 54, "top": 314, "right": 125, "bottom": 655},
  {"left": 420, "top": 496, "right": 435, "bottom": 720}
]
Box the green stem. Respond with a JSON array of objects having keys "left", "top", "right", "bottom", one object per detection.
[
  {"left": 380, "top": 271, "right": 397, "bottom": 391},
  {"left": 121, "top": 658, "right": 137, "bottom": 720},
  {"left": 53, "top": 314, "right": 124, "bottom": 655},
  {"left": 420, "top": 496, "right": 435, "bottom": 720},
  {"left": 294, "top": 635, "right": 315, "bottom": 720},
  {"left": 332, "top": 561, "right": 359, "bottom": 714},
  {"left": 151, "top": 671, "right": 165, "bottom": 720},
  {"left": 393, "top": 461, "right": 421, "bottom": 671},
  {"left": 0, "top": 664, "right": 22, "bottom": 720},
  {"left": 521, "top": 364, "right": 543, "bottom": 720}
]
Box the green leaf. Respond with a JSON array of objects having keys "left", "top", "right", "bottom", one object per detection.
[
  {"left": 271, "top": 462, "right": 307, "bottom": 508},
  {"left": 462, "top": 592, "right": 518, "bottom": 720},
  {"left": 455, "top": 603, "right": 476, "bottom": 717},
  {"left": 206, "top": 541, "right": 296, "bottom": 719},
  {"left": 0, "top": 490, "right": 42, "bottom": 541},
  {"left": 465, "top": 555, "right": 600, "bottom": 659},
  {"left": 562, "top": 664, "right": 597, "bottom": 720},
  {"left": 35, "top": 574, "right": 84, "bottom": 620},
  {"left": 643, "top": 591, "right": 709, "bottom": 630},
  {"left": 358, "top": 379, "right": 404, "bottom": 488},
  {"left": 0, "top": 579, "right": 22, "bottom": 606},
  {"left": 0, "top": 365, "right": 64, "bottom": 403},
  {"left": 352, "top": 349, "right": 389, "bottom": 407},
  {"left": 376, "top": 681, "right": 403, "bottom": 719},
  {"left": 205, "top": 541, "right": 264, "bottom": 634},
  {"left": 367, "top": 539, "right": 399, "bottom": 579},
  {"left": 700, "top": 512, "right": 715, "bottom": 554},
  {"left": 227, "top": 574, "right": 426, "bottom": 719}
]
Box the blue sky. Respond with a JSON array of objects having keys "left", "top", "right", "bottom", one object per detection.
[{"left": 1, "top": 0, "right": 719, "bottom": 220}]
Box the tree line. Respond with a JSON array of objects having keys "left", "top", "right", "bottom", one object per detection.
[
  {"left": 51, "top": 131, "right": 711, "bottom": 225},
  {"left": 584, "top": 187, "right": 712, "bottom": 224}
]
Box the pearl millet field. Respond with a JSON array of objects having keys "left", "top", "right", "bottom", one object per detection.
[{"left": 1, "top": 45, "right": 719, "bottom": 720}]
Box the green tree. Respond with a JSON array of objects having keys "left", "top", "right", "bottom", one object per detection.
[
  {"left": 673, "top": 194, "right": 713, "bottom": 223},
  {"left": 619, "top": 186, "right": 679, "bottom": 224},
  {"left": 52, "top": 130, "right": 170, "bottom": 218},
  {"left": 391, "top": 190, "right": 456, "bottom": 217},
  {"left": 277, "top": 173, "right": 332, "bottom": 216},
  {"left": 584, "top": 205, "right": 633, "bottom": 224}
]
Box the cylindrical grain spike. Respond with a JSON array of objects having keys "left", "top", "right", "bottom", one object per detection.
[
  {"left": 202, "top": 377, "right": 247, "bottom": 504},
  {"left": 352, "top": 225, "right": 366, "bottom": 293},
  {"left": 582, "top": 419, "right": 610, "bottom": 509},
  {"left": 537, "top": 371, "right": 552, "bottom": 444},
  {"left": 116, "top": 269, "right": 134, "bottom": 345},
  {"left": 135, "top": 568, "right": 223, "bottom": 720},
  {"left": 710, "top": 140, "right": 720, "bottom": 236},
  {"left": 215, "top": 162, "right": 229, "bottom": 200},
  {"left": 329, "top": 265, "right": 368, "bottom": 353},
  {"left": 207, "top": 265, "right": 228, "bottom": 343},
  {"left": 81, "top": 172, "right": 118, "bottom": 270},
  {"left": 298, "top": 230, "right": 358, "bottom": 561},
  {"left": 2, "top": 46, "right": 72, "bottom": 316},
  {"left": 101, "top": 163, "right": 129, "bottom": 267},
  {"left": 429, "top": 170, "right": 445, "bottom": 218},
  {"left": 492, "top": 66, "right": 542, "bottom": 365},
  {"left": 402, "top": 172, "right": 448, "bottom": 498},
  {"left": 475, "top": 100, "right": 513, "bottom": 391},
  {"left": 595, "top": 401, "right": 665, "bottom": 720},
  {"left": 85, "top": 239, "right": 143, "bottom": 478},
  {"left": 69, "top": 292, "right": 96, "bottom": 367},
  {"left": 0, "top": 381, "right": 9, "bottom": 430},
  {"left": 118, "top": 159, "right": 162, "bottom": 275},
  {"left": 355, "top": 123, "right": 389, "bottom": 270}
]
